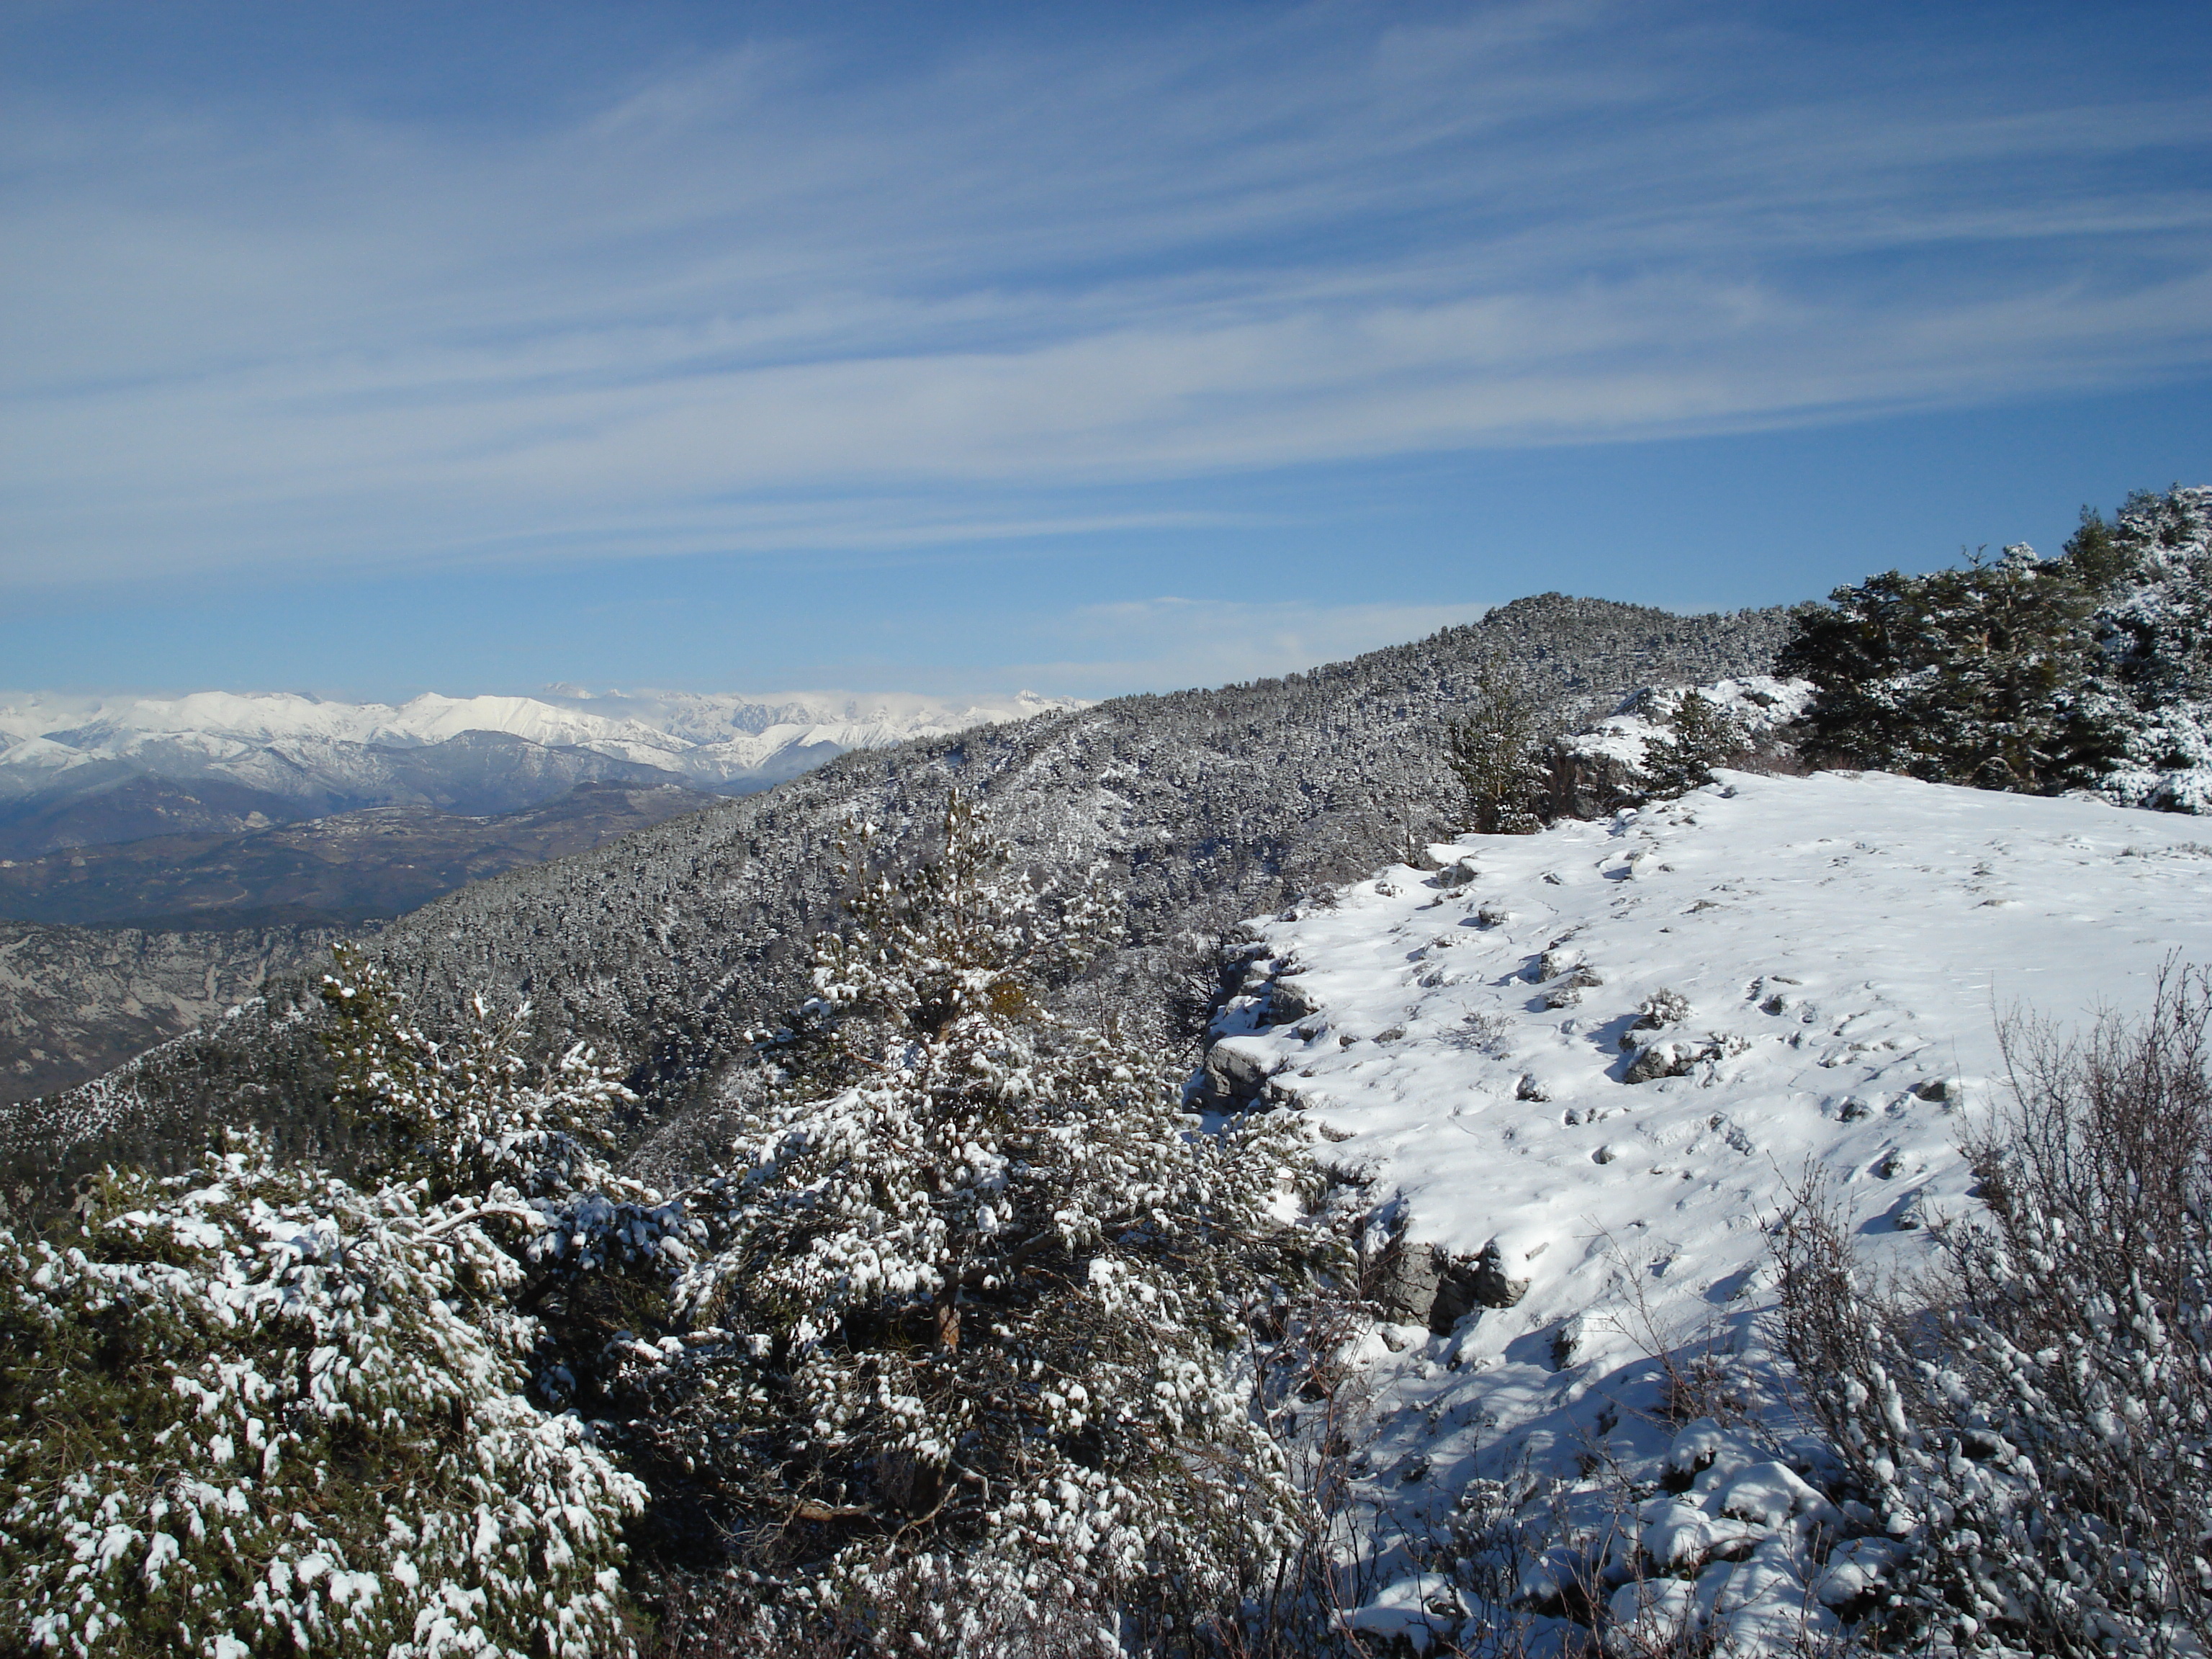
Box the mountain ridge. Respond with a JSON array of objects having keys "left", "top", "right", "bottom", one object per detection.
[
  {"left": 0, "top": 593, "right": 1793, "bottom": 1204},
  {"left": 0, "top": 685, "right": 1081, "bottom": 858}
]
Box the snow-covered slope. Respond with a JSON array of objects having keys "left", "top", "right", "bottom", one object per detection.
[
  {"left": 1560, "top": 675, "right": 1814, "bottom": 773},
  {"left": 0, "top": 686, "right": 1082, "bottom": 853},
  {"left": 1208, "top": 769, "right": 2212, "bottom": 1650}
]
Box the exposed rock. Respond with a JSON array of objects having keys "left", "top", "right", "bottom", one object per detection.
[
  {"left": 0, "top": 920, "right": 342, "bottom": 1105},
  {"left": 1542, "top": 967, "right": 1604, "bottom": 1009},
  {"left": 1622, "top": 1032, "right": 1748, "bottom": 1084},
  {"left": 1199, "top": 1035, "right": 1282, "bottom": 1106},
  {"left": 1537, "top": 944, "right": 1587, "bottom": 980},
  {"left": 1267, "top": 975, "right": 1323, "bottom": 1026},
  {"left": 1550, "top": 1315, "right": 1587, "bottom": 1371},
  {"left": 1622, "top": 1038, "right": 1700, "bottom": 1084},
  {"left": 1532, "top": 739, "right": 1652, "bottom": 822},
  {"left": 1467, "top": 1240, "right": 1537, "bottom": 1310},
  {"left": 1388, "top": 1239, "right": 1540, "bottom": 1334}
]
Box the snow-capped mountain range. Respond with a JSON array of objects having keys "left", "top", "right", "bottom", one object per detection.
[{"left": 0, "top": 685, "right": 1082, "bottom": 857}]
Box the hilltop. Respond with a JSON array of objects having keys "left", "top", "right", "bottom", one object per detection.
[{"left": 1208, "top": 766, "right": 2212, "bottom": 1650}]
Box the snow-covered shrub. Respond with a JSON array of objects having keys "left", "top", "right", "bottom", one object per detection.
[
  {"left": 621, "top": 798, "right": 1319, "bottom": 1650},
  {"left": 1776, "top": 966, "right": 2212, "bottom": 1655},
  {"left": 0, "top": 1145, "right": 644, "bottom": 1658}
]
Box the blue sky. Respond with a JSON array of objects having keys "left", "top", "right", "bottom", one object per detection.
[{"left": 3, "top": 0, "right": 2208, "bottom": 701}]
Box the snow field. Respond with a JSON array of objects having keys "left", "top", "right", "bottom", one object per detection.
[{"left": 1208, "top": 768, "right": 2212, "bottom": 1651}]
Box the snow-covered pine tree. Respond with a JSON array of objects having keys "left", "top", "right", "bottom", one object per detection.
[
  {"left": 621, "top": 797, "right": 1317, "bottom": 1652},
  {"left": 1637, "top": 689, "right": 1748, "bottom": 799},
  {"left": 0, "top": 954, "right": 703, "bottom": 1658},
  {"left": 1447, "top": 665, "right": 1549, "bottom": 834},
  {"left": 1778, "top": 541, "right": 2128, "bottom": 795},
  {"left": 2085, "top": 485, "right": 2212, "bottom": 811},
  {"left": 0, "top": 1145, "right": 646, "bottom": 1659},
  {"left": 318, "top": 950, "right": 697, "bottom": 1411}
]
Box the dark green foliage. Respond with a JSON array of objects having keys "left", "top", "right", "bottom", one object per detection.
[
  {"left": 1777, "top": 543, "right": 2128, "bottom": 793},
  {"left": 2092, "top": 487, "right": 2212, "bottom": 707},
  {"left": 2061, "top": 500, "right": 2139, "bottom": 591},
  {"left": 1779, "top": 487, "right": 2212, "bottom": 806},
  {"left": 0, "top": 1148, "right": 645, "bottom": 1658},
  {"left": 1446, "top": 665, "right": 1550, "bottom": 834},
  {"left": 614, "top": 804, "right": 1319, "bottom": 1647},
  {"left": 318, "top": 943, "right": 628, "bottom": 1200},
  {"left": 1638, "top": 691, "right": 1748, "bottom": 799}
]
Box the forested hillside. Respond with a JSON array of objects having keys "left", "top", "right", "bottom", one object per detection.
[{"left": 4, "top": 593, "right": 1788, "bottom": 1205}]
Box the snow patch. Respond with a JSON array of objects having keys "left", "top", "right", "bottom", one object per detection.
[{"left": 1215, "top": 769, "right": 2212, "bottom": 1652}]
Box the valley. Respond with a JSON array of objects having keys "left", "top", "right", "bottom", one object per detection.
[{"left": 0, "top": 780, "right": 715, "bottom": 932}]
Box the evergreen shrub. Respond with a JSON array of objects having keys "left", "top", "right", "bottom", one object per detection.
[
  {"left": 1776, "top": 966, "right": 2212, "bottom": 1655},
  {"left": 617, "top": 799, "right": 1323, "bottom": 1650}
]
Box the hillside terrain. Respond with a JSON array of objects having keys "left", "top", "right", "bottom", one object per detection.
[
  {"left": 10, "top": 536, "right": 2212, "bottom": 1654},
  {"left": 0, "top": 780, "right": 711, "bottom": 932},
  {"left": 0, "top": 919, "right": 354, "bottom": 1110},
  {"left": 1, "top": 593, "right": 1790, "bottom": 1202},
  {"left": 1209, "top": 765, "right": 2212, "bottom": 1650}
]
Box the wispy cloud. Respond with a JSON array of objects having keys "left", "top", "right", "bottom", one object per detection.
[
  {"left": 995, "top": 595, "right": 1506, "bottom": 698},
  {"left": 2, "top": 1, "right": 2208, "bottom": 588}
]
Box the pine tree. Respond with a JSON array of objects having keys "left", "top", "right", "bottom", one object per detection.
[
  {"left": 1446, "top": 665, "right": 1549, "bottom": 834},
  {"left": 2085, "top": 486, "right": 2212, "bottom": 811},
  {"left": 1778, "top": 542, "right": 2128, "bottom": 793},
  {"left": 319, "top": 949, "right": 694, "bottom": 1349},
  {"left": 621, "top": 799, "right": 1318, "bottom": 1649},
  {"left": 1637, "top": 689, "right": 1747, "bottom": 799},
  {"left": 0, "top": 954, "right": 712, "bottom": 1658},
  {"left": 0, "top": 1142, "right": 647, "bottom": 1659}
]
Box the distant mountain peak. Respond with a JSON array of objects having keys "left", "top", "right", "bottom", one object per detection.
[{"left": 0, "top": 683, "right": 1089, "bottom": 860}]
